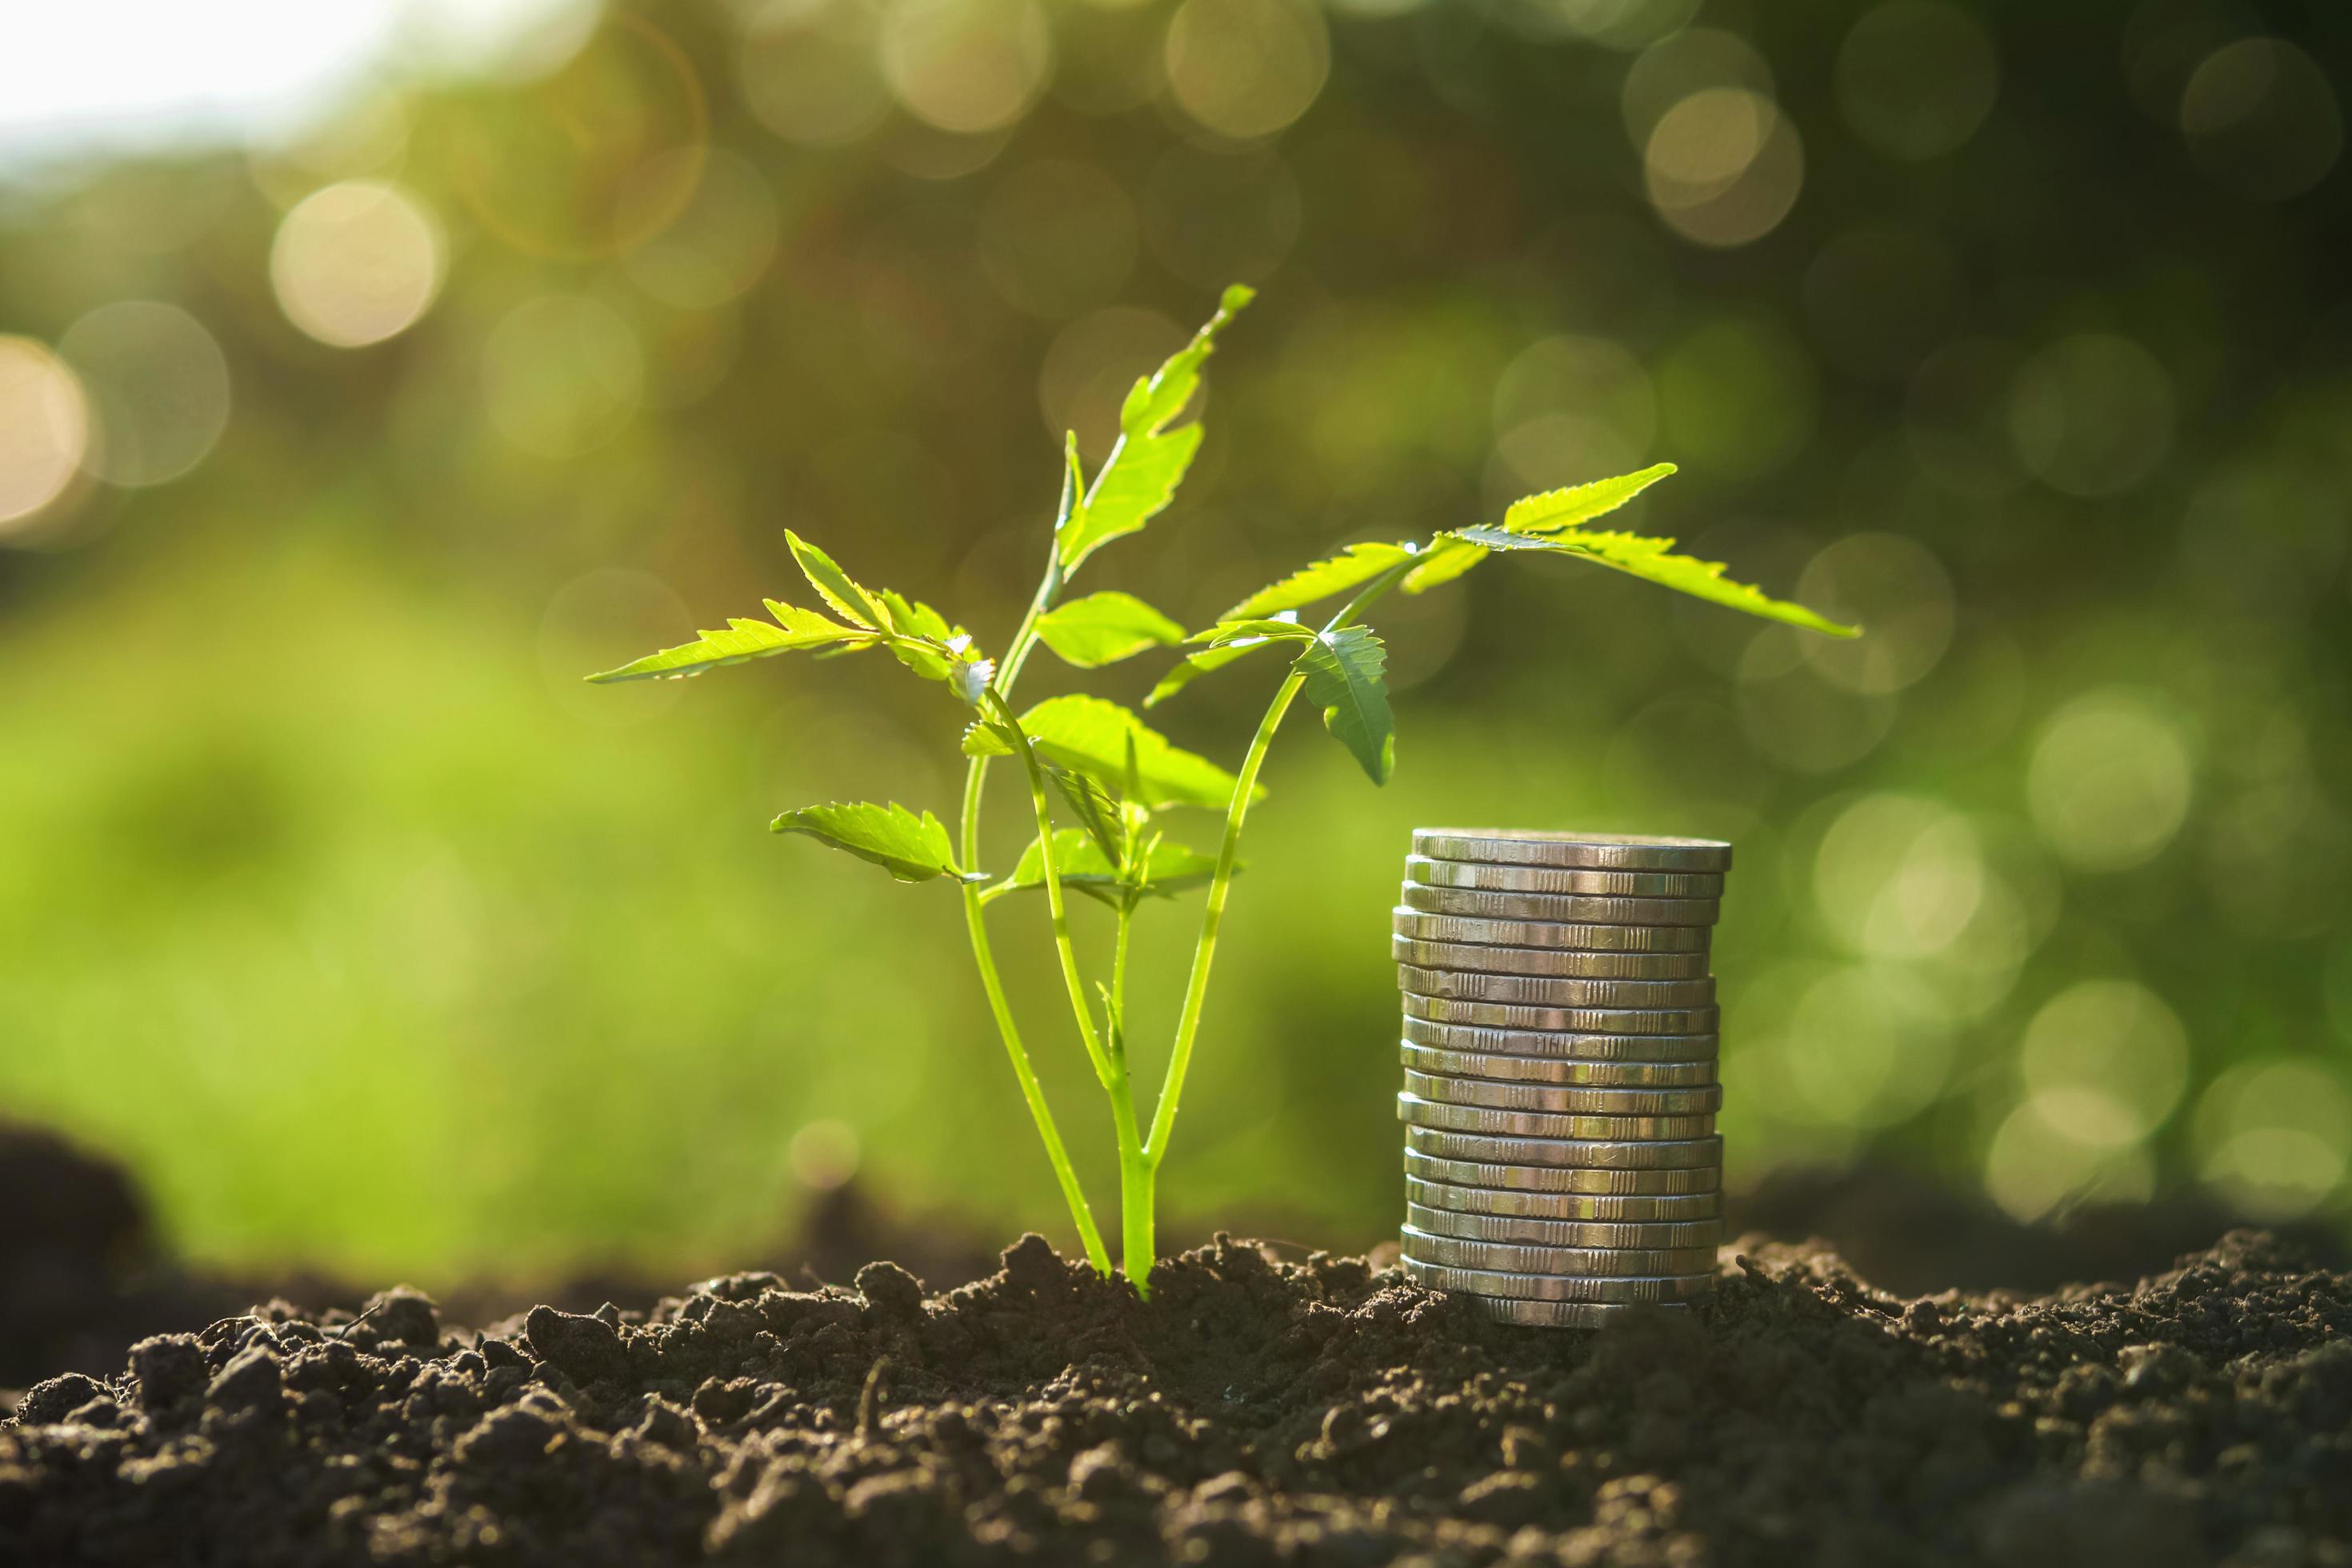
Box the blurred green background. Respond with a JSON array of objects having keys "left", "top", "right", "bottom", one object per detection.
[{"left": 3, "top": 0, "right": 2349, "bottom": 1286}]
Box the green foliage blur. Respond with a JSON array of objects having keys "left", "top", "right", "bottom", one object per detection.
[{"left": 3, "top": 0, "right": 2350, "bottom": 1282}]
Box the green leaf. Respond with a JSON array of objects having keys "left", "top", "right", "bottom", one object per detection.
[
  {"left": 1046, "top": 765, "right": 1125, "bottom": 865},
  {"left": 1034, "top": 590, "right": 1186, "bottom": 669},
  {"left": 1145, "top": 614, "right": 1306, "bottom": 707},
  {"left": 1055, "top": 286, "right": 1254, "bottom": 574},
  {"left": 1502, "top": 462, "right": 1678, "bottom": 534},
  {"left": 1016, "top": 694, "right": 1254, "bottom": 810},
  {"left": 877, "top": 590, "right": 954, "bottom": 642},
  {"left": 1400, "top": 539, "right": 1489, "bottom": 594},
  {"left": 769, "top": 802, "right": 981, "bottom": 884},
  {"left": 586, "top": 602, "right": 868, "bottom": 682},
  {"left": 1294, "top": 626, "right": 1394, "bottom": 785},
  {"left": 1221, "top": 541, "right": 1418, "bottom": 621},
  {"left": 785, "top": 530, "right": 886, "bottom": 629},
  {"left": 961, "top": 719, "right": 1015, "bottom": 758},
  {"left": 986, "top": 829, "right": 1222, "bottom": 907},
  {"left": 1189, "top": 616, "right": 1316, "bottom": 646},
  {"left": 1458, "top": 526, "right": 1859, "bottom": 636}
]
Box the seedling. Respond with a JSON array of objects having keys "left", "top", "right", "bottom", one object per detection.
[{"left": 590, "top": 287, "right": 1854, "bottom": 1293}]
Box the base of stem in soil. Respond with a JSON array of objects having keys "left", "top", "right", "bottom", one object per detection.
[{"left": 4, "top": 1230, "right": 2347, "bottom": 1566}]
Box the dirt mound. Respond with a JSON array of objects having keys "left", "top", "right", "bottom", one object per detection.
[{"left": 4, "top": 1230, "right": 2347, "bottom": 1566}]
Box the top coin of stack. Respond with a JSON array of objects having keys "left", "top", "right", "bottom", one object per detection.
[{"left": 1394, "top": 828, "right": 1731, "bottom": 1327}]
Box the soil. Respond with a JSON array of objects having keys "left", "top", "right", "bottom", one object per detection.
[{"left": 6, "top": 1226, "right": 2348, "bottom": 1567}]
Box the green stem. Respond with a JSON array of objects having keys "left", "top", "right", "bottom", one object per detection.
[
  {"left": 955, "top": 554, "right": 1107, "bottom": 1274},
  {"left": 1143, "top": 570, "right": 1413, "bottom": 1170},
  {"left": 1142, "top": 668, "right": 1305, "bottom": 1168},
  {"left": 986, "top": 692, "right": 1112, "bottom": 1087},
  {"left": 957, "top": 880, "right": 1108, "bottom": 1274},
  {"left": 1108, "top": 901, "right": 1154, "bottom": 1293}
]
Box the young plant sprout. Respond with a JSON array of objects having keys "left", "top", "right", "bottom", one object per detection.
[{"left": 590, "top": 287, "right": 1856, "bottom": 1294}]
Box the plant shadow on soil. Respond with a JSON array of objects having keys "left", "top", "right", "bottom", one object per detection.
[{"left": 4, "top": 1126, "right": 2350, "bottom": 1568}]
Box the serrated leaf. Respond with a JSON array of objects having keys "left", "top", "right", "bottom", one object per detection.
[
  {"left": 1400, "top": 539, "right": 1489, "bottom": 594},
  {"left": 586, "top": 602, "right": 868, "bottom": 682},
  {"left": 785, "top": 530, "right": 886, "bottom": 628},
  {"left": 1502, "top": 462, "right": 1678, "bottom": 535},
  {"left": 1294, "top": 626, "right": 1394, "bottom": 785},
  {"left": 1034, "top": 590, "right": 1187, "bottom": 669},
  {"left": 1146, "top": 614, "right": 1305, "bottom": 707},
  {"left": 1222, "top": 541, "right": 1418, "bottom": 621},
  {"left": 986, "top": 828, "right": 1223, "bottom": 907},
  {"left": 1189, "top": 616, "right": 1316, "bottom": 646},
  {"left": 769, "top": 801, "right": 980, "bottom": 883},
  {"left": 878, "top": 590, "right": 954, "bottom": 642},
  {"left": 962, "top": 719, "right": 1015, "bottom": 758},
  {"left": 1017, "top": 694, "right": 1254, "bottom": 810},
  {"left": 1047, "top": 765, "right": 1125, "bottom": 865},
  {"left": 1460, "top": 526, "right": 1859, "bottom": 636},
  {"left": 1056, "top": 286, "right": 1254, "bottom": 574}
]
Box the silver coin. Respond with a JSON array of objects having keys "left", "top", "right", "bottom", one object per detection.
[
  {"left": 1413, "top": 829, "right": 1732, "bottom": 874},
  {"left": 1399, "top": 963, "right": 1716, "bottom": 1010},
  {"left": 1406, "top": 1150, "right": 1722, "bottom": 1195},
  {"left": 1406, "top": 855, "right": 1725, "bottom": 899},
  {"left": 1404, "top": 992, "right": 1719, "bottom": 1036},
  {"left": 1402, "top": 1015, "right": 1719, "bottom": 1063},
  {"left": 1402, "top": 1226, "right": 1718, "bottom": 1277},
  {"left": 1393, "top": 909, "right": 1712, "bottom": 954},
  {"left": 1401, "top": 1254, "right": 1718, "bottom": 1303},
  {"left": 1408, "top": 1174, "right": 1722, "bottom": 1221},
  {"left": 1398, "top": 1093, "right": 1716, "bottom": 1142},
  {"left": 1405, "top": 1125, "right": 1724, "bottom": 1170},
  {"left": 1401, "top": 882, "right": 1721, "bottom": 927},
  {"left": 1406, "top": 1201, "right": 1722, "bottom": 1250},
  {"left": 1448, "top": 1295, "right": 1699, "bottom": 1329},
  {"left": 1400, "top": 1044, "right": 1717, "bottom": 1087},
  {"left": 1393, "top": 934, "right": 1710, "bottom": 980},
  {"left": 1401, "top": 1068, "right": 1721, "bottom": 1116}
]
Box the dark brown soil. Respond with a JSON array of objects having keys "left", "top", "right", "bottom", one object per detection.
[{"left": 6, "top": 1229, "right": 2348, "bottom": 1567}]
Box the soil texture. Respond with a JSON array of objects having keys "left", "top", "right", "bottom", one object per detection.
[{"left": 6, "top": 1228, "right": 2349, "bottom": 1566}]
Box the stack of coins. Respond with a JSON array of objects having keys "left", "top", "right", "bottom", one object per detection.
[{"left": 1394, "top": 828, "right": 1730, "bottom": 1327}]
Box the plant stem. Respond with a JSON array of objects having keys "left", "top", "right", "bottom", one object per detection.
[
  {"left": 957, "top": 879, "right": 1108, "bottom": 1274},
  {"left": 988, "top": 693, "right": 1113, "bottom": 1087},
  {"left": 1142, "top": 570, "right": 1413, "bottom": 1172},
  {"left": 954, "top": 558, "right": 1110, "bottom": 1274},
  {"left": 1107, "top": 900, "right": 1154, "bottom": 1294},
  {"left": 1142, "top": 667, "right": 1306, "bottom": 1169}
]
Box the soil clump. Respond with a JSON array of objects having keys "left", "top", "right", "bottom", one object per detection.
[{"left": 6, "top": 1229, "right": 2347, "bottom": 1566}]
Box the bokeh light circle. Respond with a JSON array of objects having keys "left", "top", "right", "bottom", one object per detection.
[
  {"left": 1621, "top": 28, "right": 1773, "bottom": 146},
  {"left": 482, "top": 295, "right": 646, "bottom": 458},
  {"left": 1835, "top": 2, "right": 1999, "bottom": 160},
  {"left": 1984, "top": 1102, "right": 2155, "bottom": 1222},
  {"left": 1493, "top": 334, "right": 1657, "bottom": 484},
  {"left": 1783, "top": 966, "right": 1954, "bottom": 1127},
  {"left": 2026, "top": 690, "right": 2193, "bottom": 872},
  {"left": 2019, "top": 979, "right": 2189, "bottom": 1150},
  {"left": 270, "top": 182, "right": 446, "bottom": 349},
  {"left": 618, "top": 148, "right": 781, "bottom": 310},
  {"left": 1164, "top": 0, "right": 1330, "bottom": 142},
  {"left": 1643, "top": 88, "right": 1803, "bottom": 247},
  {"left": 880, "top": 0, "right": 1053, "bottom": 135},
  {"left": 2007, "top": 334, "right": 2177, "bottom": 496},
  {"left": 738, "top": 0, "right": 892, "bottom": 147},
  {"left": 2179, "top": 38, "right": 2342, "bottom": 202},
  {"left": 0, "top": 338, "right": 90, "bottom": 533},
  {"left": 58, "top": 301, "right": 232, "bottom": 489},
  {"left": 2195, "top": 1060, "right": 2352, "bottom": 1220},
  {"left": 1796, "top": 532, "right": 1955, "bottom": 694},
  {"left": 1813, "top": 794, "right": 1985, "bottom": 958}
]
